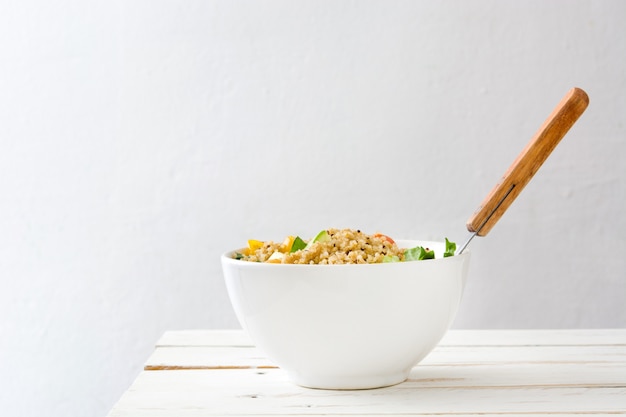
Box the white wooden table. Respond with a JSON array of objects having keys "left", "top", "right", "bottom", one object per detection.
[{"left": 107, "top": 329, "right": 626, "bottom": 416}]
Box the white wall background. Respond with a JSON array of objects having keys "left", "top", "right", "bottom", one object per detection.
[{"left": 1, "top": 1, "right": 624, "bottom": 416}]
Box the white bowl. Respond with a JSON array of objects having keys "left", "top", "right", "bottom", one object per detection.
[{"left": 221, "top": 239, "right": 470, "bottom": 390}]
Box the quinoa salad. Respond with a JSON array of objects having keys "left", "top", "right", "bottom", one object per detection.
[{"left": 233, "top": 228, "right": 456, "bottom": 265}]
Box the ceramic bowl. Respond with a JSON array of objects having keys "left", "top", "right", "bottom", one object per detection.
[{"left": 221, "top": 239, "right": 470, "bottom": 390}]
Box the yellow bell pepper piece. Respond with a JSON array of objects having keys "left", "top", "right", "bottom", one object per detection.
[{"left": 245, "top": 239, "right": 264, "bottom": 255}]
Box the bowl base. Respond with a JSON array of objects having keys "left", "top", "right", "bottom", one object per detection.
[{"left": 287, "top": 369, "right": 410, "bottom": 390}]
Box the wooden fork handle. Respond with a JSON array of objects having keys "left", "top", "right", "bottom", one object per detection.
[{"left": 466, "top": 87, "right": 589, "bottom": 236}]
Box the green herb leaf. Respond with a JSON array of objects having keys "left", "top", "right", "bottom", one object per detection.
[
  {"left": 234, "top": 252, "right": 245, "bottom": 260},
  {"left": 290, "top": 236, "right": 307, "bottom": 253},
  {"left": 444, "top": 238, "right": 456, "bottom": 257},
  {"left": 404, "top": 246, "right": 435, "bottom": 261},
  {"left": 304, "top": 230, "right": 331, "bottom": 250}
]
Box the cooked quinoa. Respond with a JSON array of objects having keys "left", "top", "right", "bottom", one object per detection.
[{"left": 236, "top": 228, "right": 406, "bottom": 265}]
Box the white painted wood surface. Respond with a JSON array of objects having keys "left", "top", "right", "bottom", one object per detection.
[{"left": 107, "top": 329, "right": 626, "bottom": 416}]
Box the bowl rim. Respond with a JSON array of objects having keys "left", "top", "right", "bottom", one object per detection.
[{"left": 221, "top": 239, "right": 470, "bottom": 267}]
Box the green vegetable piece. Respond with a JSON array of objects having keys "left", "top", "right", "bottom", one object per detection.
[
  {"left": 382, "top": 255, "right": 400, "bottom": 263},
  {"left": 290, "top": 236, "right": 307, "bottom": 253},
  {"left": 234, "top": 252, "right": 244, "bottom": 260},
  {"left": 304, "top": 230, "right": 331, "bottom": 250},
  {"left": 444, "top": 238, "right": 456, "bottom": 257},
  {"left": 404, "top": 246, "right": 435, "bottom": 261}
]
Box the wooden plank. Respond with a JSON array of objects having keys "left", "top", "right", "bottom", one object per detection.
[
  {"left": 156, "top": 329, "right": 626, "bottom": 348},
  {"left": 406, "top": 362, "right": 626, "bottom": 388},
  {"left": 108, "top": 368, "right": 626, "bottom": 416},
  {"left": 441, "top": 328, "right": 626, "bottom": 346},
  {"left": 144, "top": 344, "right": 626, "bottom": 370},
  {"left": 145, "top": 346, "right": 274, "bottom": 370}
]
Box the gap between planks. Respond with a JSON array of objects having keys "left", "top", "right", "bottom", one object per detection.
[
  {"left": 145, "top": 365, "right": 277, "bottom": 370},
  {"left": 144, "top": 361, "right": 621, "bottom": 371}
]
